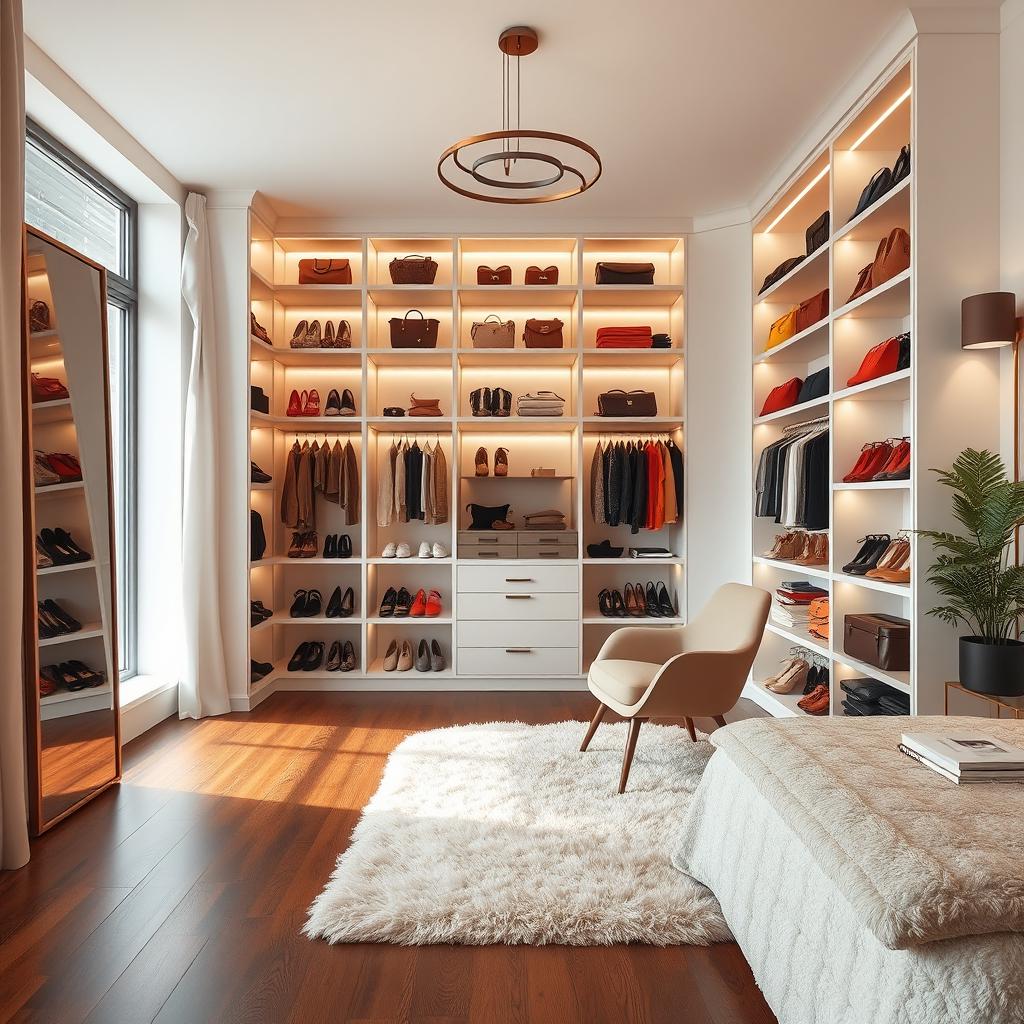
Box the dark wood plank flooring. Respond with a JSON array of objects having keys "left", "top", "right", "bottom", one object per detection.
[{"left": 0, "top": 692, "right": 775, "bottom": 1024}]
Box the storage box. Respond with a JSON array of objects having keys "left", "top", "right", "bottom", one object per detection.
[{"left": 843, "top": 613, "right": 910, "bottom": 671}]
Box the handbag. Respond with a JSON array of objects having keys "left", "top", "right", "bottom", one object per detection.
[
  {"left": 389, "top": 255, "right": 438, "bottom": 284},
  {"left": 897, "top": 331, "right": 911, "bottom": 370},
  {"left": 891, "top": 144, "right": 911, "bottom": 186},
  {"left": 805, "top": 211, "right": 829, "bottom": 256},
  {"left": 795, "top": 288, "right": 829, "bottom": 333},
  {"left": 595, "top": 262, "right": 655, "bottom": 285},
  {"left": 873, "top": 227, "right": 910, "bottom": 286},
  {"left": 796, "top": 367, "right": 829, "bottom": 404},
  {"left": 525, "top": 265, "right": 558, "bottom": 285},
  {"left": 523, "top": 318, "right": 564, "bottom": 348},
  {"left": 466, "top": 502, "right": 512, "bottom": 530},
  {"left": 29, "top": 299, "right": 50, "bottom": 332},
  {"left": 849, "top": 166, "right": 893, "bottom": 221},
  {"left": 298, "top": 258, "right": 351, "bottom": 285},
  {"left": 250, "top": 510, "right": 267, "bottom": 561},
  {"left": 596, "top": 389, "right": 658, "bottom": 417},
  {"left": 766, "top": 307, "right": 798, "bottom": 349},
  {"left": 759, "top": 378, "right": 803, "bottom": 416},
  {"left": 408, "top": 394, "right": 443, "bottom": 417},
  {"left": 758, "top": 255, "right": 804, "bottom": 295},
  {"left": 471, "top": 315, "right": 516, "bottom": 348},
  {"left": 389, "top": 309, "right": 439, "bottom": 348},
  {"left": 477, "top": 264, "right": 511, "bottom": 285},
  {"left": 847, "top": 335, "right": 903, "bottom": 386}
]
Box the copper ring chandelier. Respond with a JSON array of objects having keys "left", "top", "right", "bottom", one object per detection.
[{"left": 437, "top": 27, "right": 602, "bottom": 204}]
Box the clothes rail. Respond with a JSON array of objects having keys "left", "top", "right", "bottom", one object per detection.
[{"left": 781, "top": 415, "right": 829, "bottom": 434}]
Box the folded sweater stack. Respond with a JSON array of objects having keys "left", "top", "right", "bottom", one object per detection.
[
  {"left": 517, "top": 391, "right": 565, "bottom": 417},
  {"left": 522, "top": 508, "right": 567, "bottom": 531},
  {"left": 595, "top": 325, "right": 653, "bottom": 349}
]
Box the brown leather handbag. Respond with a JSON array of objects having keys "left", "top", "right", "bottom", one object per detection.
[
  {"left": 525, "top": 265, "right": 558, "bottom": 285},
  {"left": 389, "top": 309, "right": 439, "bottom": 348},
  {"left": 389, "top": 255, "right": 438, "bottom": 284},
  {"left": 523, "top": 318, "right": 564, "bottom": 348},
  {"left": 597, "top": 389, "right": 658, "bottom": 417},
  {"left": 595, "top": 262, "right": 655, "bottom": 285},
  {"left": 843, "top": 612, "right": 910, "bottom": 671},
  {"left": 298, "top": 258, "right": 352, "bottom": 285},
  {"left": 471, "top": 315, "right": 515, "bottom": 348},
  {"left": 407, "top": 394, "right": 443, "bottom": 417},
  {"left": 477, "top": 265, "right": 511, "bottom": 285},
  {"left": 873, "top": 227, "right": 910, "bottom": 287},
  {"left": 795, "top": 288, "right": 829, "bottom": 333}
]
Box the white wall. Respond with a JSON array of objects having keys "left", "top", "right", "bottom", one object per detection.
[{"left": 684, "top": 222, "right": 753, "bottom": 614}]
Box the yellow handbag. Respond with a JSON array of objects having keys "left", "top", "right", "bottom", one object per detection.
[{"left": 766, "top": 307, "right": 798, "bottom": 349}]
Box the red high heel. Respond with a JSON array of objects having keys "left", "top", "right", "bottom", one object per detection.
[
  {"left": 425, "top": 589, "right": 443, "bottom": 617},
  {"left": 47, "top": 453, "right": 82, "bottom": 481},
  {"left": 409, "top": 588, "right": 427, "bottom": 617},
  {"left": 286, "top": 389, "right": 302, "bottom": 416},
  {"left": 303, "top": 389, "right": 320, "bottom": 416},
  {"left": 847, "top": 442, "right": 893, "bottom": 483},
  {"left": 842, "top": 444, "right": 876, "bottom": 483},
  {"left": 875, "top": 439, "right": 911, "bottom": 480}
]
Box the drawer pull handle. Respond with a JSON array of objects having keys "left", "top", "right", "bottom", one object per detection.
[
  {"left": 505, "top": 594, "right": 532, "bottom": 600},
  {"left": 505, "top": 577, "right": 533, "bottom": 583},
  {"left": 538, "top": 538, "right": 558, "bottom": 544},
  {"left": 540, "top": 552, "right": 558, "bottom": 558},
  {"left": 478, "top": 552, "right": 498, "bottom": 558},
  {"left": 480, "top": 537, "right": 498, "bottom": 543},
  {"left": 505, "top": 648, "right": 532, "bottom": 654}
]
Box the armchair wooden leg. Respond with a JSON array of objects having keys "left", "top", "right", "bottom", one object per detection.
[
  {"left": 580, "top": 702, "right": 607, "bottom": 752},
  {"left": 618, "top": 717, "right": 646, "bottom": 794},
  {"left": 683, "top": 717, "right": 697, "bottom": 742},
  {"left": 712, "top": 715, "right": 728, "bottom": 729}
]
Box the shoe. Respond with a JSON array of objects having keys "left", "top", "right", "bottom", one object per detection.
[
  {"left": 760, "top": 658, "right": 797, "bottom": 691},
  {"left": 378, "top": 587, "right": 398, "bottom": 617},
  {"left": 795, "top": 532, "right": 828, "bottom": 566},
  {"left": 288, "top": 532, "right": 303, "bottom": 558},
  {"left": 874, "top": 439, "right": 911, "bottom": 481},
  {"left": 431, "top": 542, "right": 449, "bottom": 558},
  {"left": 326, "top": 641, "right": 342, "bottom": 672},
  {"left": 302, "top": 641, "right": 325, "bottom": 671},
  {"left": 871, "top": 539, "right": 911, "bottom": 583},
  {"left": 33, "top": 452, "right": 61, "bottom": 486},
  {"left": 338, "top": 534, "right": 352, "bottom": 558},
  {"left": 624, "top": 583, "right": 642, "bottom": 617},
  {"left": 251, "top": 461, "right": 272, "bottom": 484},
  {"left": 323, "top": 321, "right": 337, "bottom": 347},
  {"left": 475, "top": 447, "right": 489, "bottom": 476},
  {"left": 598, "top": 588, "right": 614, "bottom": 617},
  {"left": 35, "top": 538, "right": 53, "bottom": 569},
  {"left": 382, "top": 542, "right": 397, "bottom": 558},
  {"left": 430, "top": 639, "right": 446, "bottom": 672},
  {"left": 766, "top": 658, "right": 809, "bottom": 694},
  {"left": 397, "top": 640, "right": 414, "bottom": 672},
  {"left": 325, "top": 389, "right": 342, "bottom": 416},
  {"left": 39, "top": 528, "right": 91, "bottom": 565},
  {"left": 324, "top": 534, "right": 337, "bottom": 558},
  {"left": 471, "top": 387, "right": 491, "bottom": 417},
  {"left": 304, "top": 389, "right": 321, "bottom": 417},
  {"left": 494, "top": 447, "right": 509, "bottom": 477},
  {"left": 339, "top": 389, "right": 356, "bottom": 416},
  {"left": 418, "top": 541, "right": 432, "bottom": 558},
  {"left": 425, "top": 589, "right": 443, "bottom": 617},
  {"left": 290, "top": 590, "right": 310, "bottom": 617},
  {"left": 40, "top": 599, "right": 81, "bottom": 635},
  {"left": 288, "top": 643, "right": 310, "bottom": 672},
  {"left": 39, "top": 667, "right": 60, "bottom": 696},
  {"left": 250, "top": 312, "right": 272, "bottom": 344},
  {"left": 250, "top": 600, "right": 273, "bottom": 627},
  {"left": 394, "top": 587, "right": 413, "bottom": 617},
  {"left": 803, "top": 665, "right": 821, "bottom": 695},
  {"left": 845, "top": 535, "right": 891, "bottom": 575},
  {"left": 611, "top": 589, "right": 627, "bottom": 617},
  {"left": 46, "top": 453, "right": 82, "bottom": 483},
  {"left": 302, "top": 532, "right": 319, "bottom": 558},
  {"left": 287, "top": 389, "right": 302, "bottom": 416},
  {"left": 341, "top": 640, "right": 356, "bottom": 672},
  {"left": 396, "top": 542, "right": 411, "bottom": 558},
  {"left": 845, "top": 442, "right": 893, "bottom": 483},
  {"left": 415, "top": 639, "right": 431, "bottom": 672},
  {"left": 644, "top": 582, "right": 660, "bottom": 617},
  {"left": 290, "top": 320, "right": 309, "bottom": 348},
  {"left": 383, "top": 640, "right": 400, "bottom": 672},
  {"left": 841, "top": 444, "right": 878, "bottom": 483},
  {"left": 251, "top": 659, "right": 274, "bottom": 683},
  {"left": 306, "top": 320, "right": 323, "bottom": 346},
  {"left": 656, "top": 583, "right": 676, "bottom": 617},
  {"left": 798, "top": 684, "right": 830, "bottom": 715},
  {"left": 328, "top": 586, "right": 354, "bottom": 618},
  {"left": 410, "top": 588, "right": 427, "bottom": 616}
]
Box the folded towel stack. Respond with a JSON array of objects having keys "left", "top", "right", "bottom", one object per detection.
[
  {"left": 522, "top": 508, "right": 567, "bottom": 530},
  {"left": 595, "top": 325, "right": 653, "bottom": 349},
  {"left": 517, "top": 391, "right": 565, "bottom": 417}
]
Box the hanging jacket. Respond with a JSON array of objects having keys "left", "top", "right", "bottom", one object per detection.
[
  {"left": 606, "top": 442, "right": 623, "bottom": 527},
  {"left": 432, "top": 442, "right": 449, "bottom": 524},
  {"left": 591, "top": 441, "right": 605, "bottom": 524},
  {"left": 342, "top": 440, "right": 359, "bottom": 525},
  {"left": 280, "top": 441, "right": 301, "bottom": 527},
  {"left": 662, "top": 443, "right": 677, "bottom": 524}
]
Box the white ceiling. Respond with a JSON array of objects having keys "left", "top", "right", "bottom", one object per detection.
[{"left": 23, "top": 0, "right": 1001, "bottom": 224}]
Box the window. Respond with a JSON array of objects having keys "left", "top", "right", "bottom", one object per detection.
[{"left": 25, "top": 121, "right": 138, "bottom": 678}]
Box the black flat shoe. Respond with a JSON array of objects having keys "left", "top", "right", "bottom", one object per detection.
[
  {"left": 324, "top": 534, "right": 337, "bottom": 558},
  {"left": 288, "top": 642, "right": 310, "bottom": 672},
  {"left": 251, "top": 461, "right": 272, "bottom": 484},
  {"left": 325, "top": 389, "right": 342, "bottom": 416},
  {"left": 251, "top": 659, "right": 273, "bottom": 683},
  {"left": 290, "top": 589, "right": 309, "bottom": 617},
  {"left": 378, "top": 586, "right": 397, "bottom": 617},
  {"left": 66, "top": 660, "right": 104, "bottom": 687},
  {"left": 326, "top": 641, "right": 342, "bottom": 671},
  {"left": 645, "top": 582, "right": 661, "bottom": 617},
  {"left": 656, "top": 582, "right": 676, "bottom": 617},
  {"left": 52, "top": 528, "right": 91, "bottom": 563},
  {"left": 338, "top": 534, "right": 352, "bottom": 558},
  {"left": 394, "top": 587, "right": 412, "bottom": 618},
  {"left": 339, "top": 389, "right": 356, "bottom": 415},
  {"left": 305, "top": 589, "right": 323, "bottom": 616},
  {"left": 302, "top": 642, "right": 325, "bottom": 671}
]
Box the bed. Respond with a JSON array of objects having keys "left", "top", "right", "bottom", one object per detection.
[{"left": 673, "top": 716, "right": 1024, "bottom": 1024}]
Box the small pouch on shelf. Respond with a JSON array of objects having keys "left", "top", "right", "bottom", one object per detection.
[
  {"left": 759, "top": 377, "right": 803, "bottom": 416},
  {"left": 477, "top": 264, "right": 511, "bottom": 285},
  {"left": 594, "top": 261, "right": 655, "bottom": 285},
  {"left": 29, "top": 300, "right": 50, "bottom": 332},
  {"left": 389, "top": 309, "right": 440, "bottom": 348},
  {"left": 523, "top": 318, "right": 564, "bottom": 348},
  {"left": 298, "top": 258, "right": 352, "bottom": 284},
  {"left": 389, "top": 255, "right": 438, "bottom": 284},
  {"left": 795, "top": 288, "right": 829, "bottom": 334},
  {"left": 407, "top": 394, "right": 443, "bottom": 417},
  {"left": 805, "top": 211, "right": 830, "bottom": 255},
  {"left": 766, "top": 307, "right": 798, "bottom": 349},
  {"left": 382, "top": 407, "right": 405, "bottom": 417},
  {"left": 758, "top": 255, "right": 804, "bottom": 295},
  {"left": 846, "top": 335, "right": 902, "bottom": 386},
  {"left": 466, "top": 502, "right": 512, "bottom": 530},
  {"left": 525, "top": 265, "right": 558, "bottom": 285},
  {"left": 596, "top": 389, "right": 658, "bottom": 417},
  {"left": 796, "top": 367, "right": 829, "bottom": 404},
  {"left": 471, "top": 315, "right": 516, "bottom": 348}
]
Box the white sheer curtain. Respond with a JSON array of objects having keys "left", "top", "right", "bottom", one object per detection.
[
  {"left": 0, "top": 0, "right": 29, "bottom": 869},
  {"left": 179, "top": 193, "right": 231, "bottom": 719}
]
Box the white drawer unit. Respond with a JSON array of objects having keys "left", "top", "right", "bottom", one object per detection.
[
  {"left": 458, "top": 619, "right": 577, "bottom": 648},
  {"left": 457, "top": 591, "right": 579, "bottom": 621},
  {"left": 457, "top": 646, "right": 580, "bottom": 677},
  {"left": 457, "top": 563, "right": 579, "bottom": 594}
]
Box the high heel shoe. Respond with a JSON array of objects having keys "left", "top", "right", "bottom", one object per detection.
[
  {"left": 598, "top": 589, "right": 614, "bottom": 617},
  {"left": 325, "top": 389, "right": 342, "bottom": 416},
  {"left": 397, "top": 640, "right": 414, "bottom": 672},
  {"left": 656, "top": 583, "right": 676, "bottom": 617},
  {"left": 326, "top": 641, "right": 342, "bottom": 672},
  {"left": 302, "top": 641, "right": 325, "bottom": 671},
  {"left": 338, "top": 534, "right": 352, "bottom": 558},
  {"left": 378, "top": 587, "right": 398, "bottom": 617},
  {"left": 871, "top": 539, "right": 911, "bottom": 583},
  {"left": 766, "top": 658, "right": 809, "bottom": 694},
  {"left": 645, "top": 582, "right": 660, "bottom": 617},
  {"left": 845, "top": 535, "right": 891, "bottom": 576},
  {"left": 339, "top": 389, "right": 356, "bottom": 416},
  {"left": 290, "top": 320, "right": 308, "bottom": 349},
  {"left": 341, "top": 640, "right": 356, "bottom": 672},
  {"left": 624, "top": 583, "right": 642, "bottom": 617},
  {"left": 288, "top": 642, "right": 310, "bottom": 672},
  {"left": 874, "top": 439, "right": 911, "bottom": 481},
  {"left": 304, "top": 389, "right": 321, "bottom": 417},
  {"left": 410, "top": 588, "right": 427, "bottom": 617},
  {"left": 287, "top": 389, "right": 302, "bottom": 416},
  {"left": 611, "top": 589, "right": 627, "bottom": 617},
  {"left": 324, "top": 535, "right": 337, "bottom": 558},
  {"left": 494, "top": 447, "right": 509, "bottom": 477},
  {"left": 475, "top": 446, "right": 489, "bottom": 476},
  {"left": 394, "top": 587, "right": 413, "bottom": 618},
  {"left": 383, "top": 639, "right": 399, "bottom": 671},
  {"left": 415, "top": 639, "right": 431, "bottom": 672},
  {"left": 430, "top": 639, "right": 446, "bottom": 672}
]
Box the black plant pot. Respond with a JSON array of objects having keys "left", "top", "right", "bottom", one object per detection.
[{"left": 959, "top": 636, "right": 1024, "bottom": 697}]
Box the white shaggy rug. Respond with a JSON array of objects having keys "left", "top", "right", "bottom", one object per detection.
[{"left": 304, "top": 720, "right": 729, "bottom": 946}]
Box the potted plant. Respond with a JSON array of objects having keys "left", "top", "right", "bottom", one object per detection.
[{"left": 920, "top": 448, "right": 1024, "bottom": 696}]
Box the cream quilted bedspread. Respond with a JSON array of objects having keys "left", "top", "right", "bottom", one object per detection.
[{"left": 708, "top": 715, "right": 1024, "bottom": 949}]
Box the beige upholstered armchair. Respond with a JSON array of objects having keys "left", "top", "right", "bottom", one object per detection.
[{"left": 581, "top": 583, "right": 771, "bottom": 792}]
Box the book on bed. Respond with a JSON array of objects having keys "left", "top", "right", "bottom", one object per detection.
[{"left": 900, "top": 732, "right": 1024, "bottom": 783}]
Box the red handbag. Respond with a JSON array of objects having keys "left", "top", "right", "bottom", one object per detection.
[
  {"left": 847, "top": 336, "right": 901, "bottom": 386},
  {"left": 760, "top": 378, "right": 803, "bottom": 416}
]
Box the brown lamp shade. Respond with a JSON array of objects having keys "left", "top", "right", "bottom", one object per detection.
[{"left": 962, "top": 292, "right": 1018, "bottom": 349}]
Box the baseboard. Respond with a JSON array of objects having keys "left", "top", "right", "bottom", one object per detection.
[
  {"left": 120, "top": 679, "right": 178, "bottom": 743},
  {"left": 273, "top": 676, "right": 591, "bottom": 694}
]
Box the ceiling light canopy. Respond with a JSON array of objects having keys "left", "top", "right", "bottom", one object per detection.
[{"left": 437, "top": 26, "right": 602, "bottom": 205}]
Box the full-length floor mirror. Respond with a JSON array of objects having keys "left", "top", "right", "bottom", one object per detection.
[{"left": 22, "top": 225, "right": 121, "bottom": 834}]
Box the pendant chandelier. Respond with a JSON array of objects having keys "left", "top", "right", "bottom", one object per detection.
[{"left": 437, "top": 26, "right": 602, "bottom": 205}]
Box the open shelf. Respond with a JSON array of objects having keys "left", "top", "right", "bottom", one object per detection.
[
  {"left": 753, "top": 318, "right": 829, "bottom": 364},
  {"left": 832, "top": 650, "right": 911, "bottom": 694},
  {"left": 832, "top": 368, "right": 910, "bottom": 402},
  {"left": 743, "top": 678, "right": 810, "bottom": 718},
  {"left": 752, "top": 555, "right": 830, "bottom": 580},
  {"left": 833, "top": 176, "right": 911, "bottom": 244},
  {"left": 832, "top": 269, "right": 910, "bottom": 320},
  {"left": 754, "top": 244, "right": 830, "bottom": 305},
  {"left": 754, "top": 395, "right": 829, "bottom": 426},
  {"left": 39, "top": 623, "right": 104, "bottom": 648}
]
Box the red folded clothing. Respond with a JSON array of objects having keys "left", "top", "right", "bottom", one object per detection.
[
  {"left": 596, "top": 337, "right": 654, "bottom": 348},
  {"left": 596, "top": 325, "right": 653, "bottom": 339}
]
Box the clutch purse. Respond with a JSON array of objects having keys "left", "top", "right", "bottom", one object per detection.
[
  {"left": 408, "top": 394, "right": 443, "bottom": 417},
  {"left": 389, "top": 309, "right": 440, "bottom": 348},
  {"left": 298, "top": 258, "right": 351, "bottom": 284},
  {"left": 523, "top": 318, "right": 563, "bottom": 349},
  {"left": 596, "top": 389, "right": 658, "bottom": 417},
  {"left": 477, "top": 264, "right": 511, "bottom": 285},
  {"left": 525, "top": 265, "right": 558, "bottom": 285},
  {"left": 471, "top": 315, "right": 515, "bottom": 348},
  {"left": 594, "top": 262, "right": 655, "bottom": 285},
  {"left": 389, "top": 255, "right": 438, "bottom": 284}
]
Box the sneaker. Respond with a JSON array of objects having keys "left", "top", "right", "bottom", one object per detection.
[
  {"left": 381, "top": 542, "right": 397, "bottom": 558},
  {"left": 431, "top": 542, "right": 449, "bottom": 558},
  {"left": 396, "top": 542, "right": 411, "bottom": 558},
  {"left": 417, "top": 541, "right": 432, "bottom": 558}
]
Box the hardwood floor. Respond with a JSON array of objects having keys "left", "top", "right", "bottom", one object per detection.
[{"left": 0, "top": 692, "right": 776, "bottom": 1024}]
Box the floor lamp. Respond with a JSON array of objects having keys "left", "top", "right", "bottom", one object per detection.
[{"left": 961, "top": 291, "right": 1024, "bottom": 560}]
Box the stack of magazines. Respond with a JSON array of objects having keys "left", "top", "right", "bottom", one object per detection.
[{"left": 899, "top": 732, "right": 1024, "bottom": 784}]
